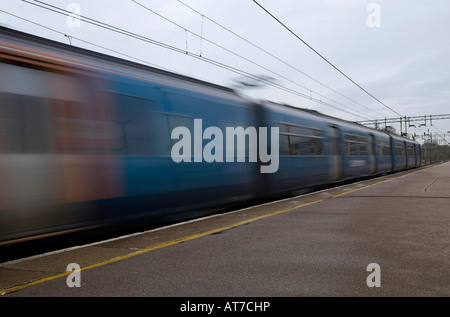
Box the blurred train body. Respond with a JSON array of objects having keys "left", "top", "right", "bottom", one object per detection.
[{"left": 0, "top": 27, "right": 421, "bottom": 245}]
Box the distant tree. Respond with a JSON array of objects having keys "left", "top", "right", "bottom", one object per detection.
[{"left": 382, "top": 126, "right": 396, "bottom": 134}]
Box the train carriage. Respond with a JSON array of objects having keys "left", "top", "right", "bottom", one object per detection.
[
  {"left": 260, "top": 102, "right": 330, "bottom": 196},
  {"left": 391, "top": 134, "right": 407, "bottom": 171},
  {"left": 0, "top": 26, "right": 421, "bottom": 245}
]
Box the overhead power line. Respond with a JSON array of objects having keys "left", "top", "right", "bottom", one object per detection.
[
  {"left": 132, "top": 0, "right": 373, "bottom": 120},
  {"left": 357, "top": 114, "right": 450, "bottom": 144},
  {"left": 252, "top": 0, "right": 403, "bottom": 118},
  {"left": 19, "top": 0, "right": 372, "bottom": 120},
  {"left": 0, "top": 9, "right": 174, "bottom": 72},
  {"left": 177, "top": 0, "right": 386, "bottom": 119},
  {"left": 356, "top": 114, "right": 450, "bottom": 126},
  {"left": 430, "top": 125, "right": 450, "bottom": 146}
]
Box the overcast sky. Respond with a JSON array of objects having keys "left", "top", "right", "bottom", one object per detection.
[{"left": 1, "top": 0, "right": 449, "bottom": 143}]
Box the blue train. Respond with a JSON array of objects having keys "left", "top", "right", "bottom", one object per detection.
[{"left": 0, "top": 27, "right": 420, "bottom": 245}]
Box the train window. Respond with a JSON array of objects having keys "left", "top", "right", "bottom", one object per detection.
[
  {"left": 278, "top": 124, "right": 289, "bottom": 134},
  {"left": 0, "top": 63, "right": 56, "bottom": 153},
  {"left": 278, "top": 122, "right": 323, "bottom": 156},
  {"left": 117, "top": 94, "right": 153, "bottom": 155},
  {"left": 394, "top": 141, "right": 405, "bottom": 155},
  {"left": 288, "top": 125, "right": 310, "bottom": 136},
  {"left": 289, "top": 135, "right": 302, "bottom": 155},
  {"left": 279, "top": 134, "right": 290, "bottom": 156},
  {"left": 407, "top": 144, "right": 414, "bottom": 156},
  {"left": 0, "top": 62, "right": 123, "bottom": 155},
  {"left": 311, "top": 137, "right": 323, "bottom": 155},
  {"left": 0, "top": 92, "right": 52, "bottom": 153},
  {"left": 346, "top": 134, "right": 367, "bottom": 156},
  {"left": 168, "top": 113, "right": 195, "bottom": 157},
  {"left": 56, "top": 116, "right": 121, "bottom": 154},
  {"left": 168, "top": 114, "right": 195, "bottom": 131},
  {"left": 377, "top": 140, "right": 390, "bottom": 156}
]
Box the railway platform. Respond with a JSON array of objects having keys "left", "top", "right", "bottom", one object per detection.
[{"left": 1, "top": 162, "right": 449, "bottom": 299}]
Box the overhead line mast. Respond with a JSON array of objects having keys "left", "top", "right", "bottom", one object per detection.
[
  {"left": 357, "top": 114, "right": 450, "bottom": 144},
  {"left": 356, "top": 114, "right": 450, "bottom": 126}
]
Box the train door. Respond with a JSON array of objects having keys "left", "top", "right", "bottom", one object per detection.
[
  {"left": 369, "top": 134, "right": 377, "bottom": 174},
  {"left": 329, "top": 126, "right": 342, "bottom": 182},
  {"left": 403, "top": 141, "right": 408, "bottom": 169},
  {"left": 415, "top": 144, "right": 419, "bottom": 166},
  {"left": 415, "top": 144, "right": 420, "bottom": 167}
]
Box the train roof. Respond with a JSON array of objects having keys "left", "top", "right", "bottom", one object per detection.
[
  {"left": 264, "top": 101, "right": 418, "bottom": 144},
  {"left": 0, "top": 26, "right": 418, "bottom": 145},
  {"left": 0, "top": 25, "right": 238, "bottom": 97}
]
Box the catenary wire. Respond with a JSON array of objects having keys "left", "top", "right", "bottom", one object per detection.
[
  {"left": 131, "top": 0, "right": 374, "bottom": 120},
  {"left": 0, "top": 9, "right": 175, "bottom": 73},
  {"left": 252, "top": 0, "right": 403, "bottom": 118},
  {"left": 21, "top": 0, "right": 371, "bottom": 120},
  {"left": 2, "top": 7, "right": 445, "bottom": 143},
  {"left": 177, "top": 0, "right": 387, "bottom": 119}
]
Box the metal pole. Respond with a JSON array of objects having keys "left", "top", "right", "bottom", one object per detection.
[
  {"left": 404, "top": 116, "right": 407, "bottom": 136},
  {"left": 400, "top": 117, "right": 402, "bottom": 135}
]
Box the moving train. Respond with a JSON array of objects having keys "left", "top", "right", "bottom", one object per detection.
[{"left": 0, "top": 26, "right": 420, "bottom": 245}]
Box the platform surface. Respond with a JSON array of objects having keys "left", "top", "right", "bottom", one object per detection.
[{"left": 1, "top": 162, "right": 449, "bottom": 297}]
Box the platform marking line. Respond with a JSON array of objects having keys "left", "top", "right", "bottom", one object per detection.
[{"left": 1, "top": 199, "right": 323, "bottom": 295}]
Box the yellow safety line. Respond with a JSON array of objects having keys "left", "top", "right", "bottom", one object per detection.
[{"left": 1, "top": 199, "right": 323, "bottom": 295}]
